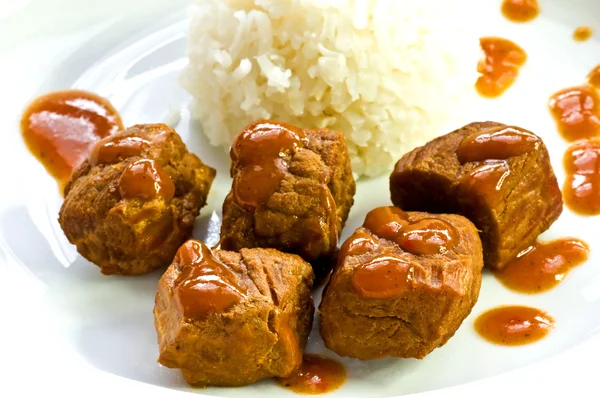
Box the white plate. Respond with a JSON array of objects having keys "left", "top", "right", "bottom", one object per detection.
[{"left": 1, "top": 0, "right": 600, "bottom": 396}]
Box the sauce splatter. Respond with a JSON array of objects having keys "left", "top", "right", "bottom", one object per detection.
[
  {"left": 549, "top": 85, "right": 600, "bottom": 142},
  {"left": 476, "top": 37, "right": 528, "bottom": 98},
  {"left": 494, "top": 238, "right": 590, "bottom": 293},
  {"left": 276, "top": 354, "right": 346, "bottom": 395},
  {"left": 501, "top": 0, "right": 539, "bottom": 23},
  {"left": 587, "top": 65, "right": 600, "bottom": 89},
  {"left": 475, "top": 306, "right": 555, "bottom": 346},
  {"left": 21, "top": 90, "right": 123, "bottom": 191},
  {"left": 563, "top": 138, "right": 600, "bottom": 215},
  {"left": 574, "top": 26, "right": 593, "bottom": 42}
]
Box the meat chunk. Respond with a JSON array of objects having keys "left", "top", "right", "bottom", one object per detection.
[
  {"left": 154, "top": 240, "right": 314, "bottom": 387},
  {"left": 390, "top": 122, "right": 563, "bottom": 270},
  {"left": 319, "top": 206, "right": 483, "bottom": 360},
  {"left": 220, "top": 120, "right": 356, "bottom": 279},
  {"left": 58, "top": 124, "right": 216, "bottom": 275}
]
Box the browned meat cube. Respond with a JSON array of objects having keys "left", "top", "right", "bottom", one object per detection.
[
  {"left": 220, "top": 120, "right": 356, "bottom": 278},
  {"left": 390, "top": 122, "right": 563, "bottom": 270},
  {"left": 154, "top": 240, "right": 314, "bottom": 387},
  {"left": 319, "top": 206, "right": 483, "bottom": 360},
  {"left": 59, "top": 124, "right": 216, "bottom": 275}
]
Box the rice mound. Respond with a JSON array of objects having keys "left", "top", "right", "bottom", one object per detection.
[{"left": 181, "top": 0, "right": 477, "bottom": 177}]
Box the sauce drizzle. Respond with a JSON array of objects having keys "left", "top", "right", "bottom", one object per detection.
[
  {"left": 231, "top": 120, "right": 306, "bottom": 211},
  {"left": 476, "top": 37, "right": 527, "bottom": 98},
  {"left": 574, "top": 26, "right": 593, "bottom": 42},
  {"left": 90, "top": 134, "right": 150, "bottom": 165},
  {"left": 501, "top": 0, "right": 539, "bottom": 23},
  {"left": 276, "top": 354, "right": 346, "bottom": 395},
  {"left": 549, "top": 85, "right": 600, "bottom": 142},
  {"left": 118, "top": 159, "right": 175, "bottom": 201},
  {"left": 352, "top": 256, "right": 413, "bottom": 299},
  {"left": 494, "top": 238, "right": 590, "bottom": 293},
  {"left": 563, "top": 138, "right": 600, "bottom": 215},
  {"left": 174, "top": 240, "right": 245, "bottom": 319},
  {"left": 475, "top": 305, "right": 555, "bottom": 346},
  {"left": 20, "top": 89, "right": 123, "bottom": 190},
  {"left": 460, "top": 161, "right": 511, "bottom": 206},
  {"left": 362, "top": 206, "right": 457, "bottom": 255},
  {"left": 456, "top": 125, "right": 539, "bottom": 163}
]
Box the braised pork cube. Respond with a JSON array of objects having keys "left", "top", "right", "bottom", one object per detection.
[
  {"left": 154, "top": 240, "right": 314, "bottom": 387},
  {"left": 319, "top": 206, "right": 483, "bottom": 360},
  {"left": 390, "top": 122, "right": 563, "bottom": 270},
  {"left": 220, "top": 120, "right": 356, "bottom": 278},
  {"left": 59, "top": 124, "right": 216, "bottom": 275}
]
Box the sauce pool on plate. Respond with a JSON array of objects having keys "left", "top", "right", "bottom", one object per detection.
[
  {"left": 549, "top": 85, "right": 600, "bottom": 142},
  {"left": 563, "top": 138, "right": 600, "bottom": 215},
  {"left": 573, "top": 26, "right": 593, "bottom": 42},
  {"left": 475, "top": 305, "right": 555, "bottom": 346},
  {"left": 276, "top": 354, "right": 346, "bottom": 395},
  {"left": 494, "top": 238, "right": 590, "bottom": 293},
  {"left": 20, "top": 89, "right": 123, "bottom": 191},
  {"left": 476, "top": 37, "right": 527, "bottom": 98},
  {"left": 501, "top": 0, "right": 539, "bottom": 23}
]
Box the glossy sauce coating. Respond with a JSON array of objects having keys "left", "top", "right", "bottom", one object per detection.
[
  {"left": 549, "top": 85, "right": 600, "bottom": 141},
  {"left": 501, "top": 0, "right": 539, "bottom": 23},
  {"left": 90, "top": 134, "right": 150, "bottom": 165},
  {"left": 475, "top": 306, "right": 555, "bottom": 346},
  {"left": 495, "top": 238, "right": 590, "bottom": 293},
  {"left": 363, "top": 206, "right": 457, "bottom": 255},
  {"left": 461, "top": 161, "right": 511, "bottom": 205},
  {"left": 351, "top": 256, "right": 413, "bottom": 298},
  {"left": 338, "top": 230, "right": 378, "bottom": 260},
  {"left": 563, "top": 138, "right": 600, "bottom": 215},
  {"left": 456, "top": 125, "right": 539, "bottom": 163},
  {"left": 231, "top": 120, "right": 306, "bottom": 211},
  {"left": 20, "top": 89, "right": 123, "bottom": 189},
  {"left": 574, "top": 26, "right": 592, "bottom": 42},
  {"left": 276, "top": 354, "right": 346, "bottom": 395},
  {"left": 174, "top": 240, "right": 245, "bottom": 319},
  {"left": 476, "top": 37, "right": 527, "bottom": 98},
  {"left": 587, "top": 65, "right": 600, "bottom": 89},
  {"left": 118, "top": 159, "right": 175, "bottom": 201}
]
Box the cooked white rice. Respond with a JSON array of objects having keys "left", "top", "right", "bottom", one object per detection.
[{"left": 181, "top": 0, "right": 477, "bottom": 177}]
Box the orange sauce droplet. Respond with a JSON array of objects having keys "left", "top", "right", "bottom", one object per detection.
[
  {"left": 549, "top": 85, "right": 600, "bottom": 141},
  {"left": 475, "top": 306, "right": 555, "bottom": 346},
  {"left": 574, "top": 26, "right": 593, "bottom": 42},
  {"left": 476, "top": 37, "right": 527, "bottom": 98},
  {"left": 20, "top": 90, "right": 123, "bottom": 190},
  {"left": 276, "top": 354, "right": 346, "bottom": 395},
  {"left": 587, "top": 65, "right": 600, "bottom": 89},
  {"left": 563, "top": 138, "right": 600, "bottom": 215},
  {"left": 501, "top": 0, "right": 539, "bottom": 23},
  {"left": 494, "top": 238, "right": 590, "bottom": 293}
]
